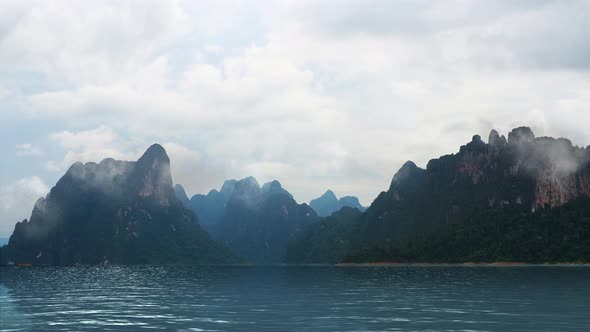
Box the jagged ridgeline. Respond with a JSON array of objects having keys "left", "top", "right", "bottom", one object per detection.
[
  {"left": 2, "top": 126, "right": 589, "bottom": 266},
  {"left": 309, "top": 190, "right": 366, "bottom": 217},
  {"left": 176, "top": 178, "right": 318, "bottom": 264},
  {"left": 286, "top": 127, "right": 590, "bottom": 263},
  {"left": 0, "top": 144, "right": 240, "bottom": 265}
]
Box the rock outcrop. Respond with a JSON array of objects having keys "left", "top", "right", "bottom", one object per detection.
[
  {"left": 1, "top": 144, "right": 240, "bottom": 265},
  {"left": 287, "top": 127, "right": 590, "bottom": 263}
]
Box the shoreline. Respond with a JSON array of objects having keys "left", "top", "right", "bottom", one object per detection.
[
  {"left": 3, "top": 262, "right": 590, "bottom": 268},
  {"left": 335, "top": 262, "right": 590, "bottom": 267}
]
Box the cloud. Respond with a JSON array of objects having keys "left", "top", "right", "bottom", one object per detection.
[
  {"left": 45, "top": 125, "right": 230, "bottom": 198},
  {"left": 285, "top": 0, "right": 590, "bottom": 70},
  {"left": 0, "top": 0, "right": 589, "bottom": 219},
  {"left": 47, "top": 126, "right": 139, "bottom": 170},
  {"left": 16, "top": 143, "right": 42, "bottom": 157},
  {"left": 51, "top": 126, "right": 118, "bottom": 150},
  {"left": 0, "top": 176, "right": 49, "bottom": 235},
  {"left": 162, "top": 142, "right": 228, "bottom": 197},
  {"left": 0, "top": 0, "right": 188, "bottom": 85},
  {"left": 0, "top": 84, "right": 12, "bottom": 98}
]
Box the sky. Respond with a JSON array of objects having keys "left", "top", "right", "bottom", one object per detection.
[{"left": 1, "top": 0, "right": 590, "bottom": 236}]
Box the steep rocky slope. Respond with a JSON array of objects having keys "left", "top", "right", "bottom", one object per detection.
[
  {"left": 287, "top": 127, "right": 590, "bottom": 263},
  {"left": 0, "top": 145, "right": 240, "bottom": 265}
]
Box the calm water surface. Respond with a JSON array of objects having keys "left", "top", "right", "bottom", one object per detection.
[{"left": 1, "top": 265, "right": 589, "bottom": 331}]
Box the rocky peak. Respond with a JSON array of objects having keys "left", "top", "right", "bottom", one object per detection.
[
  {"left": 309, "top": 190, "right": 339, "bottom": 217},
  {"left": 61, "top": 158, "right": 133, "bottom": 195},
  {"left": 206, "top": 189, "right": 219, "bottom": 197},
  {"left": 508, "top": 127, "right": 535, "bottom": 145},
  {"left": 174, "top": 184, "right": 190, "bottom": 206},
  {"left": 261, "top": 180, "right": 293, "bottom": 198},
  {"left": 220, "top": 179, "right": 237, "bottom": 195},
  {"left": 133, "top": 144, "right": 174, "bottom": 205},
  {"left": 234, "top": 176, "right": 260, "bottom": 192},
  {"left": 137, "top": 144, "right": 169, "bottom": 164},
  {"left": 338, "top": 196, "right": 364, "bottom": 211},
  {"left": 262, "top": 180, "right": 282, "bottom": 192},
  {"left": 230, "top": 176, "right": 262, "bottom": 205},
  {"left": 309, "top": 190, "right": 366, "bottom": 216},
  {"left": 390, "top": 160, "right": 426, "bottom": 193},
  {"left": 391, "top": 161, "right": 418, "bottom": 185},
  {"left": 321, "top": 190, "right": 338, "bottom": 202},
  {"left": 488, "top": 129, "right": 507, "bottom": 147},
  {"left": 135, "top": 144, "right": 172, "bottom": 182}
]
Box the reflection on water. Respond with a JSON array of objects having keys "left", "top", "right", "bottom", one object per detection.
[{"left": 1, "top": 265, "right": 590, "bottom": 331}]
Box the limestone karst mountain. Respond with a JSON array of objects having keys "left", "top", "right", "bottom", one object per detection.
[
  {"left": 0, "top": 144, "right": 240, "bottom": 265},
  {"left": 287, "top": 127, "right": 590, "bottom": 263},
  {"left": 177, "top": 177, "right": 317, "bottom": 263}
]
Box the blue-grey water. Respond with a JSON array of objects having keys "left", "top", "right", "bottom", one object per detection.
[{"left": 1, "top": 266, "right": 589, "bottom": 331}]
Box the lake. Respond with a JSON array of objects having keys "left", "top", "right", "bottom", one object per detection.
[{"left": 1, "top": 265, "right": 589, "bottom": 331}]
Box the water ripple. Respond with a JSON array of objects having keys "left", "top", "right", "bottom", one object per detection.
[{"left": 1, "top": 266, "right": 590, "bottom": 331}]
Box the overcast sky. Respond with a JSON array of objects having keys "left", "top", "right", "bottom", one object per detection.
[{"left": 1, "top": 0, "right": 589, "bottom": 236}]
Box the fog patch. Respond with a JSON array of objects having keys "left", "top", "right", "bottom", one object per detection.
[
  {"left": 0, "top": 177, "right": 49, "bottom": 236},
  {"left": 65, "top": 158, "right": 134, "bottom": 195}
]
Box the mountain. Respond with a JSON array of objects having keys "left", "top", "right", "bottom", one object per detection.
[
  {"left": 0, "top": 144, "right": 240, "bottom": 265},
  {"left": 287, "top": 127, "right": 590, "bottom": 263},
  {"left": 174, "top": 180, "right": 237, "bottom": 232},
  {"left": 344, "top": 197, "right": 590, "bottom": 263},
  {"left": 309, "top": 190, "right": 366, "bottom": 217},
  {"left": 211, "top": 177, "right": 317, "bottom": 263},
  {"left": 174, "top": 184, "right": 191, "bottom": 207},
  {"left": 261, "top": 180, "right": 293, "bottom": 198},
  {"left": 175, "top": 176, "right": 318, "bottom": 263},
  {"left": 214, "top": 178, "right": 318, "bottom": 263},
  {"left": 284, "top": 207, "right": 363, "bottom": 263}
]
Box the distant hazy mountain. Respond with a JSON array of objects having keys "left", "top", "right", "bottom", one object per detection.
[
  {"left": 178, "top": 177, "right": 317, "bottom": 263},
  {"left": 174, "top": 180, "right": 237, "bottom": 233},
  {"left": 0, "top": 144, "right": 240, "bottom": 265},
  {"left": 174, "top": 184, "right": 191, "bottom": 207},
  {"left": 214, "top": 177, "right": 317, "bottom": 263},
  {"left": 287, "top": 127, "right": 590, "bottom": 263},
  {"left": 309, "top": 190, "right": 366, "bottom": 217}
]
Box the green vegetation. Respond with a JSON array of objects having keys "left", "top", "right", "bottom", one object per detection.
[
  {"left": 287, "top": 129, "right": 590, "bottom": 264},
  {"left": 285, "top": 207, "right": 363, "bottom": 264},
  {"left": 344, "top": 198, "right": 590, "bottom": 263},
  {"left": 0, "top": 145, "right": 242, "bottom": 266}
]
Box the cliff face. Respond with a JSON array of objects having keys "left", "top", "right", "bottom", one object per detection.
[
  {"left": 529, "top": 137, "right": 590, "bottom": 209},
  {"left": 288, "top": 127, "right": 590, "bottom": 263},
  {"left": 419, "top": 128, "right": 589, "bottom": 213},
  {"left": 1, "top": 144, "right": 239, "bottom": 265}
]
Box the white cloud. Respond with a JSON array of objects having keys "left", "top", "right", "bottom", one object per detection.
[
  {"left": 1, "top": 0, "right": 589, "bottom": 215},
  {"left": 0, "top": 85, "right": 12, "bottom": 99},
  {"left": 162, "top": 142, "right": 228, "bottom": 196},
  {"left": 0, "top": 0, "right": 188, "bottom": 85},
  {"left": 44, "top": 126, "right": 230, "bottom": 197},
  {"left": 0, "top": 176, "right": 49, "bottom": 235},
  {"left": 16, "top": 143, "right": 42, "bottom": 157},
  {"left": 51, "top": 126, "right": 118, "bottom": 150},
  {"left": 47, "top": 126, "right": 140, "bottom": 170}
]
